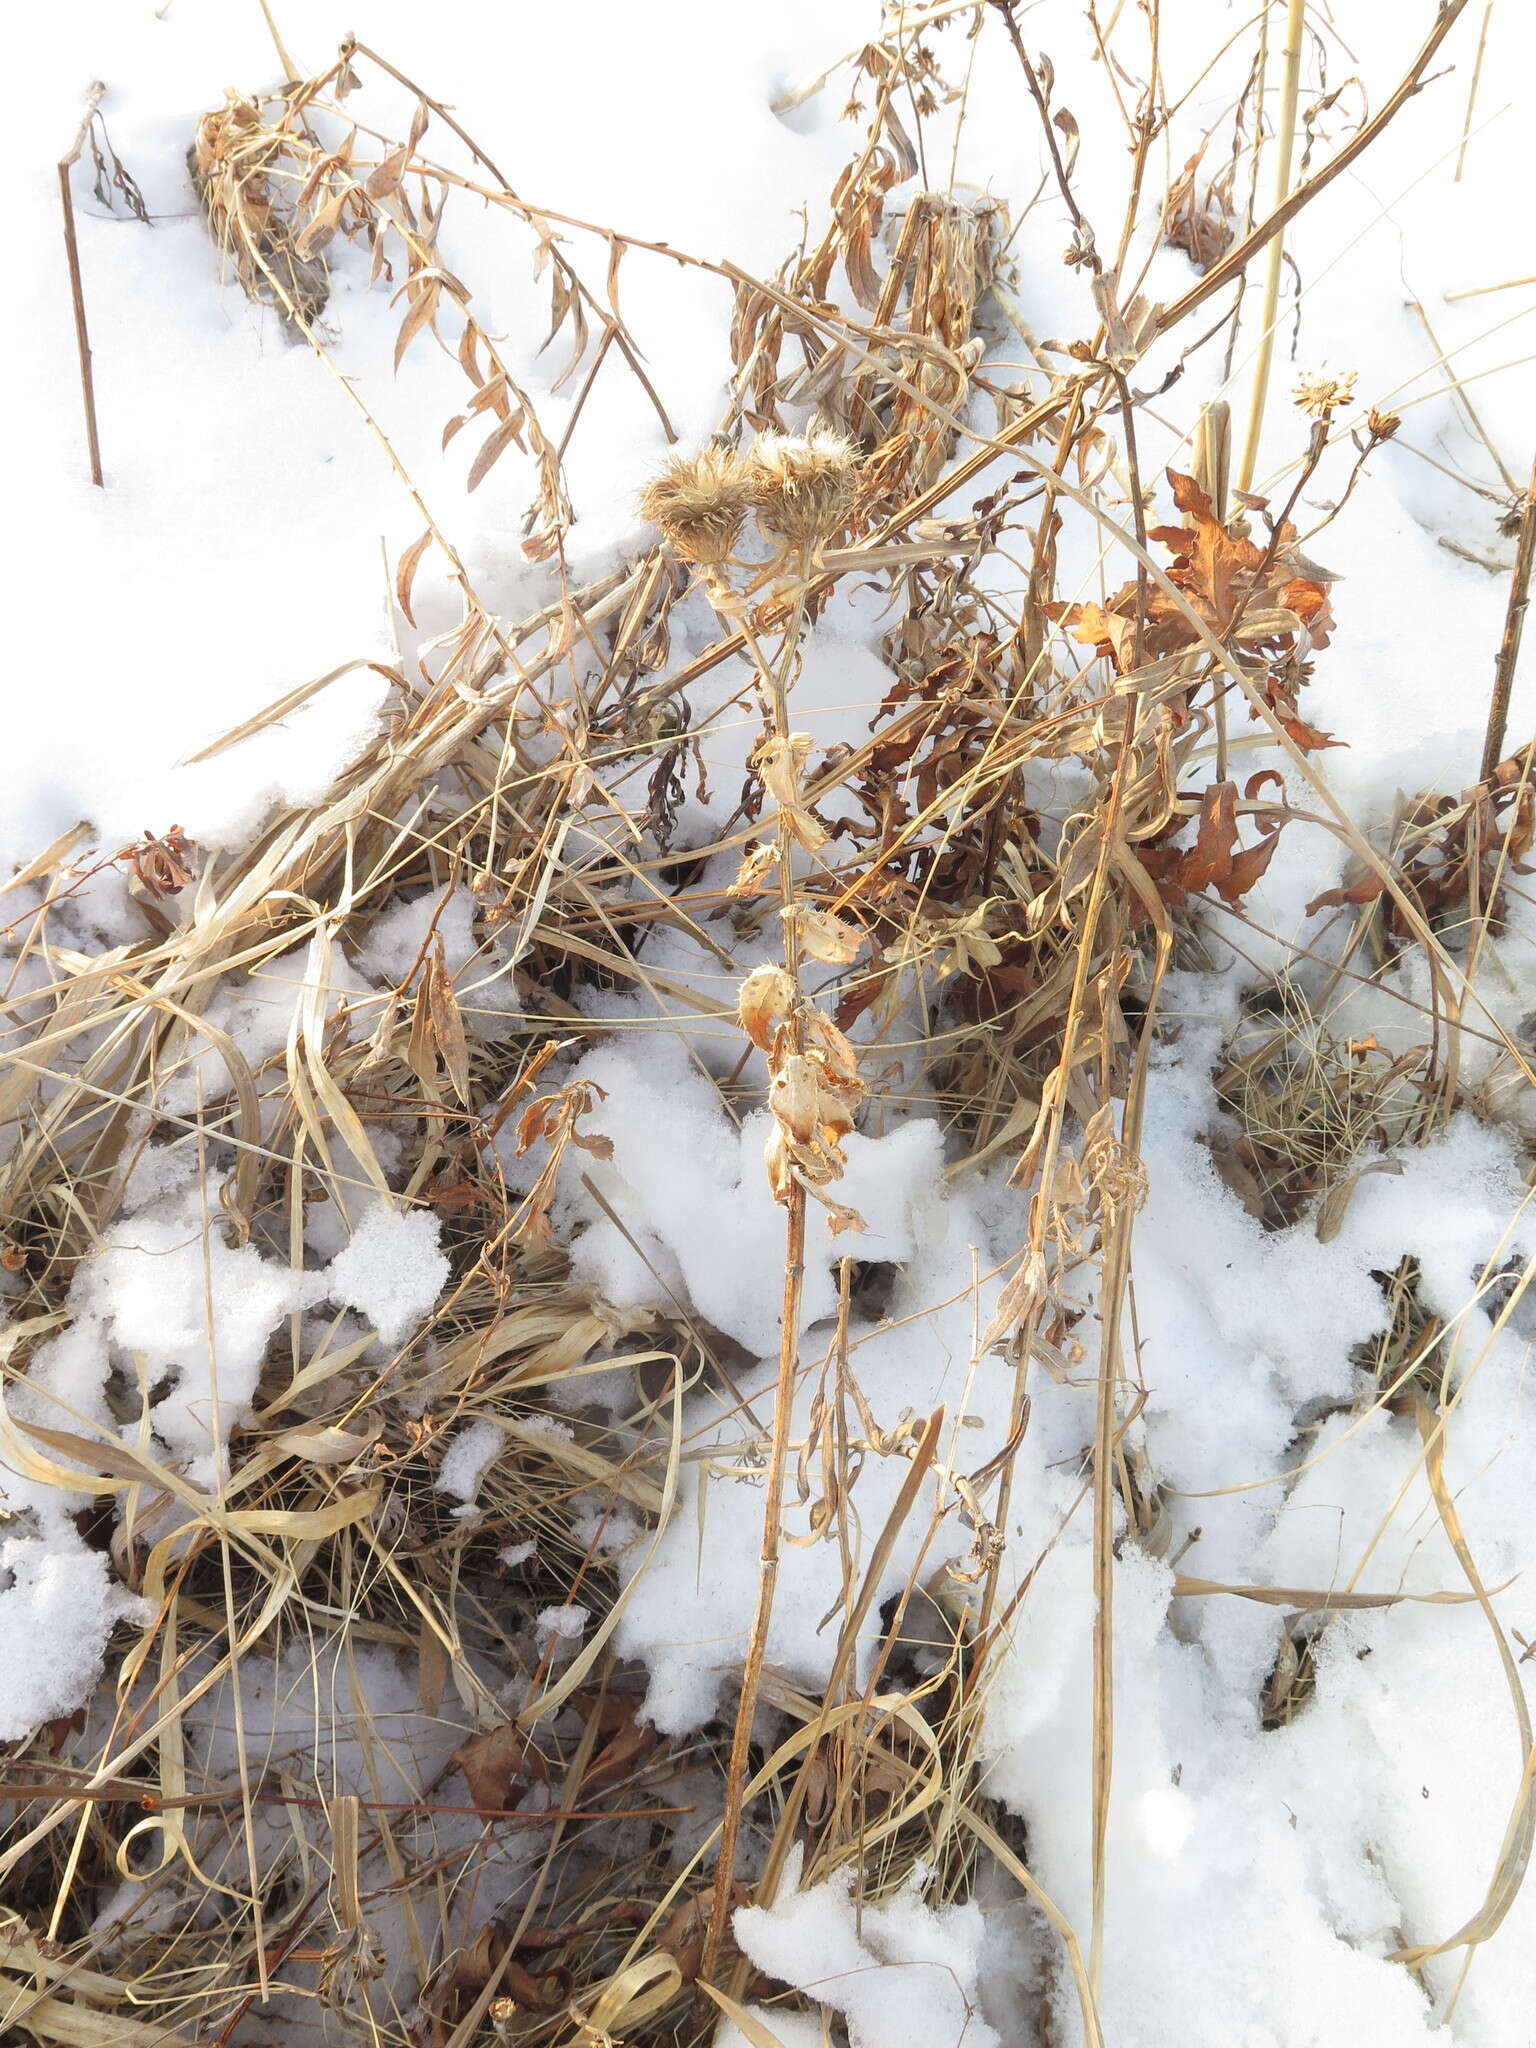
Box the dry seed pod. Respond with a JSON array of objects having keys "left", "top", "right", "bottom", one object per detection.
[
  {"left": 747, "top": 426, "right": 860, "bottom": 549},
  {"left": 639, "top": 443, "right": 755, "bottom": 567},
  {"left": 729, "top": 840, "right": 779, "bottom": 898},
  {"left": 738, "top": 963, "right": 797, "bottom": 1052},
  {"left": 803, "top": 1010, "right": 862, "bottom": 1095}
]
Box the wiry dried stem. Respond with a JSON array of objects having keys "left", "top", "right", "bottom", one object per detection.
[
  {"left": 1480, "top": 451, "right": 1536, "bottom": 782},
  {"left": 59, "top": 85, "right": 107, "bottom": 488}
]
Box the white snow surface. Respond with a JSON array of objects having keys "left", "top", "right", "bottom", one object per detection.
[{"left": 5, "top": 1, "right": 1536, "bottom": 2044}]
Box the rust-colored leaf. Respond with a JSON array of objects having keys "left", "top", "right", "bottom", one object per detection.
[{"left": 1305, "top": 875, "right": 1387, "bottom": 918}]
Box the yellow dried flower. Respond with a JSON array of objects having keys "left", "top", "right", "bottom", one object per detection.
[
  {"left": 638, "top": 443, "right": 754, "bottom": 566},
  {"left": 1366, "top": 406, "right": 1401, "bottom": 441},
  {"left": 1292, "top": 368, "right": 1357, "bottom": 420},
  {"left": 747, "top": 425, "right": 861, "bottom": 549}
]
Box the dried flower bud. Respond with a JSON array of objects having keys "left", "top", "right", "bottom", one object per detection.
[
  {"left": 747, "top": 426, "right": 861, "bottom": 549},
  {"left": 639, "top": 443, "right": 754, "bottom": 566},
  {"left": 1292, "top": 368, "right": 1357, "bottom": 420},
  {"left": 1365, "top": 406, "right": 1401, "bottom": 441}
]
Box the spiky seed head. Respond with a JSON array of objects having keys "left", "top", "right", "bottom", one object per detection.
[
  {"left": 638, "top": 443, "right": 754, "bottom": 566},
  {"left": 746, "top": 426, "right": 861, "bottom": 548}
]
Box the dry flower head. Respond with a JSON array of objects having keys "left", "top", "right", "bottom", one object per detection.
[
  {"left": 639, "top": 443, "right": 755, "bottom": 566},
  {"left": 747, "top": 425, "right": 861, "bottom": 549},
  {"left": 1292, "top": 368, "right": 1357, "bottom": 420}
]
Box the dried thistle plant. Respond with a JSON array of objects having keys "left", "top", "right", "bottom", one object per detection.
[
  {"left": 747, "top": 424, "right": 862, "bottom": 552},
  {"left": 1292, "top": 366, "right": 1358, "bottom": 420},
  {"left": 637, "top": 441, "right": 755, "bottom": 567}
]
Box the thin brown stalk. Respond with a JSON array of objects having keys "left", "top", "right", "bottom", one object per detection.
[
  {"left": 1453, "top": 0, "right": 1494, "bottom": 181},
  {"left": 701, "top": 593, "right": 812, "bottom": 1981},
  {"left": 59, "top": 86, "right": 107, "bottom": 489},
  {"left": 1479, "top": 451, "right": 1536, "bottom": 782}
]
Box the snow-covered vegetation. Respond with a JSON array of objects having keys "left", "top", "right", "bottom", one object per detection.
[{"left": 5, "top": 3, "right": 1535, "bottom": 2044}]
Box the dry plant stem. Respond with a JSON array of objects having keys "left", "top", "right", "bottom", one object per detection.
[
  {"left": 257, "top": 0, "right": 300, "bottom": 80},
  {"left": 1236, "top": 0, "right": 1306, "bottom": 493},
  {"left": 1446, "top": 272, "right": 1536, "bottom": 302},
  {"left": 702, "top": 592, "right": 811, "bottom": 1981},
  {"left": 1156, "top": 0, "right": 1470, "bottom": 340},
  {"left": 1453, "top": 0, "right": 1494, "bottom": 181},
  {"left": 344, "top": 39, "right": 678, "bottom": 443},
  {"left": 59, "top": 87, "right": 107, "bottom": 489},
  {"left": 1479, "top": 451, "right": 1536, "bottom": 782}
]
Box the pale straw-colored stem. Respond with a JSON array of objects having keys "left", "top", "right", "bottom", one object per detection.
[{"left": 1237, "top": 0, "right": 1307, "bottom": 493}]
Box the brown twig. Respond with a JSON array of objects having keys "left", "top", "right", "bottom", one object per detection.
[
  {"left": 60, "top": 84, "right": 107, "bottom": 488},
  {"left": 1479, "top": 452, "right": 1536, "bottom": 783}
]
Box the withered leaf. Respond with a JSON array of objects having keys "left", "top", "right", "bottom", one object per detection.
[
  {"left": 364, "top": 146, "right": 409, "bottom": 200},
  {"left": 1144, "top": 780, "right": 1283, "bottom": 909},
  {"left": 393, "top": 278, "right": 442, "bottom": 370},
  {"left": 451, "top": 1721, "right": 550, "bottom": 1815},
  {"left": 395, "top": 528, "right": 433, "bottom": 627},
  {"left": 426, "top": 940, "right": 471, "bottom": 1105},
  {"left": 467, "top": 411, "right": 528, "bottom": 492},
  {"left": 1305, "top": 874, "right": 1387, "bottom": 918},
  {"left": 1053, "top": 470, "right": 1336, "bottom": 678}
]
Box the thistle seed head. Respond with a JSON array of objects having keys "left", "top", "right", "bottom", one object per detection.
[
  {"left": 639, "top": 443, "right": 754, "bottom": 566},
  {"left": 747, "top": 425, "right": 861, "bottom": 549}
]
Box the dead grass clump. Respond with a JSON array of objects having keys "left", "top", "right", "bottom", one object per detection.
[
  {"left": 189, "top": 90, "right": 330, "bottom": 327},
  {"left": 1210, "top": 981, "right": 1427, "bottom": 1231}
]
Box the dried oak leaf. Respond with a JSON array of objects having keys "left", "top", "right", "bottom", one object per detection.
[{"left": 1046, "top": 471, "right": 1335, "bottom": 676}]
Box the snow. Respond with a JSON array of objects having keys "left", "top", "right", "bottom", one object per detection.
[
  {"left": 0, "top": 1538, "right": 144, "bottom": 1744},
  {"left": 734, "top": 1860, "right": 999, "bottom": 2048},
  {"left": 323, "top": 1200, "right": 450, "bottom": 1344},
  {"left": 435, "top": 1416, "right": 503, "bottom": 1503},
  {"left": 535, "top": 1601, "right": 590, "bottom": 1645},
  {"left": 711, "top": 2006, "right": 825, "bottom": 2048},
  {"left": 5, "top": 0, "right": 1536, "bottom": 2042}
]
